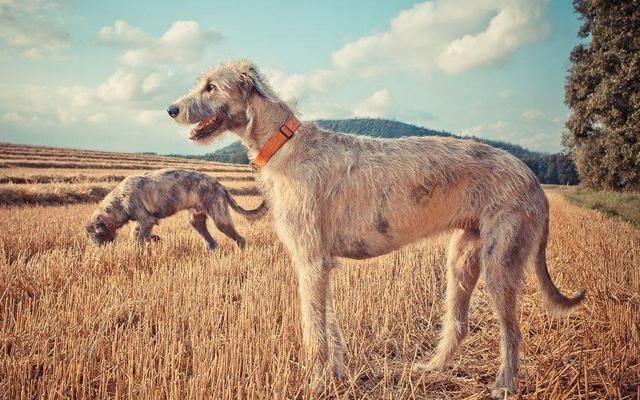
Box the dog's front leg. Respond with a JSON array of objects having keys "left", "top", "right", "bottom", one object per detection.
[
  {"left": 135, "top": 219, "right": 156, "bottom": 243},
  {"left": 294, "top": 252, "right": 332, "bottom": 385},
  {"left": 325, "top": 272, "right": 346, "bottom": 379},
  {"left": 130, "top": 223, "right": 140, "bottom": 241}
]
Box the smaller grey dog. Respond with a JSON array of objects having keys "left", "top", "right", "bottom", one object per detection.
[{"left": 86, "top": 168, "right": 266, "bottom": 250}]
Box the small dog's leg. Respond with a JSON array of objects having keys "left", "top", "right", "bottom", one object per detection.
[
  {"left": 207, "top": 205, "right": 246, "bottom": 249},
  {"left": 130, "top": 223, "right": 140, "bottom": 241},
  {"left": 135, "top": 219, "right": 156, "bottom": 243},
  {"left": 214, "top": 220, "right": 246, "bottom": 249},
  {"left": 415, "top": 230, "right": 481, "bottom": 372},
  {"left": 188, "top": 211, "right": 218, "bottom": 250}
]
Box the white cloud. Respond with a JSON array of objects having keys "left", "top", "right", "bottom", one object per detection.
[
  {"left": 522, "top": 108, "right": 546, "bottom": 120},
  {"left": 3, "top": 111, "right": 24, "bottom": 122},
  {"left": 492, "top": 120, "right": 508, "bottom": 130},
  {"left": 142, "top": 72, "right": 162, "bottom": 93},
  {"left": 56, "top": 107, "right": 77, "bottom": 125},
  {"left": 137, "top": 109, "right": 164, "bottom": 125},
  {"left": 497, "top": 89, "right": 512, "bottom": 98},
  {"left": 437, "top": 1, "right": 550, "bottom": 73},
  {"left": 458, "top": 121, "right": 562, "bottom": 152},
  {"left": 102, "top": 20, "right": 222, "bottom": 67},
  {"left": 298, "top": 103, "right": 349, "bottom": 120},
  {"left": 97, "top": 20, "right": 149, "bottom": 47},
  {"left": 460, "top": 125, "right": 484, "bottom": 136},
  {"left": 353, "top": 89, "right": 392, "bottom": 118},
  {"left": 257, "top": 0, "right": 551, "bottom": 123},
  {"left": 0, "top": 0, "right": 69, "bottom": 60},
  {"left": 332, "top": 0, "right": 549, "bottom": 75},
  {"left": 0, "top": 19, "right": 223, "bottom": 134},
  {"left": 461, "top": 121, "right": 507, "bottom": 137},
  {"left": 96, "top": 68, "right": 138, "bottom": 102},
  {"left": 267, "top": 69, "right": 340, "bottom": 101},
  {"left": 87, "top": 113, "right": 107, "bottom": 124},
  {"left": 60, "top": 86, "right": 94, "bottom": 108}
]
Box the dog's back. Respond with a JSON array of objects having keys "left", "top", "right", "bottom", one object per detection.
[{"left": 123, "top": 168, "right": 218, "bottom": 218}]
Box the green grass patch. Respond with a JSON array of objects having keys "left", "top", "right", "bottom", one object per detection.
[{"left": 561, "top": 188, "right": 640, "bottom": 226}]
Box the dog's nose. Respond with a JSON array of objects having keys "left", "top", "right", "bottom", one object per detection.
[{"left": 167, "top": 104, "right": 180, "bottom": 118}]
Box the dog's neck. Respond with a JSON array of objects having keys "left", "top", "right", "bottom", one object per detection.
[
  {"left": 244, "top": 94, "right": 296, "bottom": 157},
  {"left": 98, "top": 197, "right": 129, "bottom": 231}
]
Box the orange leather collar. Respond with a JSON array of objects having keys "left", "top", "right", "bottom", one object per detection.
[{"left": 250, "top": 115, "right": 301, "bottom": 170}]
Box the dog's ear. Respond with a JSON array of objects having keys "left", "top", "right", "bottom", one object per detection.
[{"left": 238, "top": 62, "right": 279, "bottom": 103}]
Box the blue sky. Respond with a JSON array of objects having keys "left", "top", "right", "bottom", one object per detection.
[{"left": 0, "top": 0, "right": 581, "bottom": 154}]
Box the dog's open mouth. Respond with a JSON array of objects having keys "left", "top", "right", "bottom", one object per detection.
[{"left": 190, "top": 116, "right": 224, "bottom": 141}]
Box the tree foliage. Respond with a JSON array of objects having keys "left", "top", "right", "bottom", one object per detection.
[{"left": 565, "top": 0, "right": 640, "bottom": 191}]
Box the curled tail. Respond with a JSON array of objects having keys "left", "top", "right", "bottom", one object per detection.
[
  {"left": 224, "top": 190, "right": 268, "bottom": 221},
  {"left": 534, "top": 219, "right": 586, "bottom": 317}
]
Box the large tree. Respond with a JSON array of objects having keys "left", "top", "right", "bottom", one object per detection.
[{"left": 564, "top": 0, "right": 640, "bottom": 191}]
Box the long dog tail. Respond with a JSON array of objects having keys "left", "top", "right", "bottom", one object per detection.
[
  {"left": 534, "top": 217, "right": 586, "bottom": 317},
  {"left": 224, "top": 190, "right": 268, "bottom": 221}
]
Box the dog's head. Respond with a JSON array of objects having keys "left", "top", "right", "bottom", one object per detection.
[
  {"left": 85, "top": 210, "right": 117, "bottom": 245},
  {"left": 167, "top": 60, "right": 281, "bottom": 144}
]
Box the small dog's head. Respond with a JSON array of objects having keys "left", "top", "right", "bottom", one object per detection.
[
  {"left": 167, "top": 60, "right": 281, "bottom": 144},
  {"left": 85, "top": 210, "right": 117, "bottom": 245}
]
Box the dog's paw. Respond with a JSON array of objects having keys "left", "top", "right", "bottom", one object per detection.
[
  {"left": 205, "top": 243, "right": 218, "bottom": 252},
  {"left": 411, "top": 357, "right": 448, "bottom": 375},
  {"left": 490, "top": 384, "right": 516, "bottom": 399},
  {"left": 412, "top": 363, "right": 433, "bottom": 375},
  {"left": 331, "top": 362, "right": 346, "bottom": 381}
]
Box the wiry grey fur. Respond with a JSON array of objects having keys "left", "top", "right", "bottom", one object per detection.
[
  {"left": 85, "top": 168, "right": 267, "bottom": 250},
  {"left": 168, "top": 60, "right": 586, "bottom": 398}
]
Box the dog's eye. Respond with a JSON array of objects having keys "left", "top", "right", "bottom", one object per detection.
[{"left": 207, "top": 83, "right": 217, "bottom": 92}]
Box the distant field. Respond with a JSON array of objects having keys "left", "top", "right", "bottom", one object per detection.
[
  {"left": 0, "top": 143, "right": 256, "bottom": 206},
  {"left": 0, "top": 143, "right": 638, "bottom": 399}
]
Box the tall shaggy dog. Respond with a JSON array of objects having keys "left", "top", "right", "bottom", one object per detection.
[
  {"left": 86, "top": 168, "right": 267, "bottom": 249},
  {"left": 167, "top": 60, "right": 586, "bottom": 398}
]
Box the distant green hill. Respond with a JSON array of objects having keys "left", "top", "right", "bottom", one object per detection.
[{"left": 172, "top": 118, "right": 578, "bottom": 185}]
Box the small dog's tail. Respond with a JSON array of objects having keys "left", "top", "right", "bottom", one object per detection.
[
  {"left": 224, "top": 190, "right": 268, "bottom": 221},
  {"left": 534, "top": 218, "right": 586, "bottom": 317}
]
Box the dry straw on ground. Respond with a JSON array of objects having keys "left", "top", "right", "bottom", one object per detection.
[
  {"left": 0, "top": 144, "right": 638, "bottom": 398},
  {"left": 1, "top": 193, "right": 638, "bottom": 399}
]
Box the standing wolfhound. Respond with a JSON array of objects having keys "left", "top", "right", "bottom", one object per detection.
[{"left": 167, "top": 60, "right": 586, "bottom": 398}]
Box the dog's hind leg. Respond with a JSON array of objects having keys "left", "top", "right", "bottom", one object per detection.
[
  {"left": 206, "top": 202, "right": 246, "bottom": 249},
  {"left": 482, "top": 216, "right": 534, "bottom": 399},
  {"left": 188, "top": 210, "right": 218, "bottom": 250},
  {"left": 414, "top": 229, "right": 481, "bottom": 372}
]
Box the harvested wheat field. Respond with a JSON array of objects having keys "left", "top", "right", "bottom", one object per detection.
[{"left": 0, "top": 144, "right": 639, "bottom": 399}]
